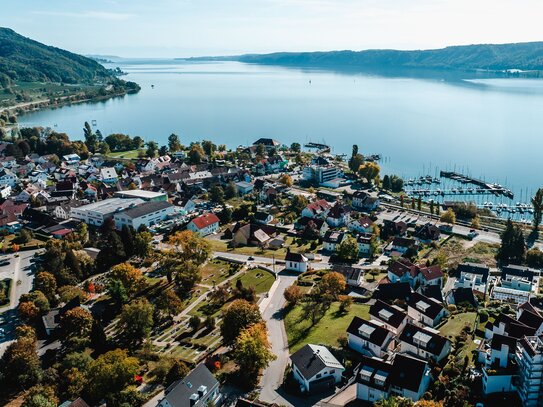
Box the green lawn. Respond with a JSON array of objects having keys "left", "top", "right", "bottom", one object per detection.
[
  {"left": 106, "top": 149, "right": 144, "bottom": 159},
  {"left": 439, "top": 312, "right": 477, "bottom": 339},
  {"left": 236, "top": 268, "right": 275, "bottom": 294},
  {"left": 201, "top": 259, "right": 238, "bottom": 286},
  {"left": 285, "top": 302, "right": 370, "bottom": 353}
]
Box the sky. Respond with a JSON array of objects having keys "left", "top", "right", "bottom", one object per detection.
[{"left": 2, "top": 0, "right": 543, "bottom": 58}]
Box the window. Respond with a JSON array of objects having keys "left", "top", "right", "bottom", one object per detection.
[{"left": 316, "top": 373, "right": 321, "bottom": 379}]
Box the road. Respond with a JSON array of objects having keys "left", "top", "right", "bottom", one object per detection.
[
  {"left": 0, "top": 249, "right": 40, "bottom": 357},
  {"left": 258, "top": 271, "right": 297, "bottom": 406}
]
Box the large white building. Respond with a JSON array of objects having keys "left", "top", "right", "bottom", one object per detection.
[
  {"left": 113, "top": 201, "right": 174, "bottom": 230},
  {"left": 302, "top": 165, "right": 343, "bottom": 188},
  {"left": 70, "top": 198, "right": 144, "bottom": 226},
  {"left": 516, "top": 336, "right": 543, "bottom": 406}
]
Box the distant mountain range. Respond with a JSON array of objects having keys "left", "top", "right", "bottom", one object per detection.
[
  {"left": 189, "top": 42, "right": 543, "bottom": 72},
  {"left": 0, "top": 27, "right": 115, "bottom": 86}
]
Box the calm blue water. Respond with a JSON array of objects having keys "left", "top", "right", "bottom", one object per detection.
[{"left": 18, "top": 59, "right": 543, "bottom": 207}]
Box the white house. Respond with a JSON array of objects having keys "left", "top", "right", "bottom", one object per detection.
[
  {"left": 399, "top": 323, "right": 451, "bottom": 362},
  {"left": 348, "top": 215, "right": 374, "bottom": 234},
  {"left": 235, "top": 181, "right": 254, "bottom": 195},
  {"left": 352, "top": 191, "right": 380, "bottom": 212},
  {"left": 357, "top": 354, "right": 431, "bottom": 403},
  {"left": 326, "top": 202, "right": 351, "bottom": 227},
  {"left": 407, "top": 292, "right": 447, "bottom": 328},
  {"left": 0, "top": 169, "right": 17, "bottom": 187},
  {"left": 285, "top": 251, "right": 309, "bottom": 273},
  {"left": 322, "top": 231, "right": 347, "bottom": 253},
  {"left": 301, "top": 199, "right": 332, "bottom": 219},
  {"left": 347, "top": 317, "right": 394, "bottom": 358},
  {"left": 100, "top": 167, "right": 118, "bottom": 184},
  {"left": 290, "top": 344, "right": 345, "bottom": 394},
  {"left": 0, "top": 185, "right": 11, "bottom": 199},
  {"left": 187, "top": 213, "right": 220, "bottom": 236},
  {"left": 113, "top": 201, "right": 175, "bottom": 230},
  {"left": 62, "top": 154, "right": 80, "bottom": 165},
  {"left": 369, "top": 300, "right": 408, "bottom": 336}
]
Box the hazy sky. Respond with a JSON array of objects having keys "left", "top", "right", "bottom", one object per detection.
[{"left": 2, "top": 0, "right": 543, "bottom": 57}]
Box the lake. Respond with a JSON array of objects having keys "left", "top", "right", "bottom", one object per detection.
[{"left": 18, "top": 59, "right": 543, "bottom": 212}]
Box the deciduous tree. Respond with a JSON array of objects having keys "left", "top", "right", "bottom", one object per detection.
[
  {"left": 220, "top": 299, "right": 262, "bottom": 344},
  {"left": 233, "top": 322, "right": 275, "bottom": 386},
  {"left": 119, "top": 298, "right": 154, "bottom": 345}
]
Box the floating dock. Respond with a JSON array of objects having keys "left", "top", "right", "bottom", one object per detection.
[{"left": 439, "top": 171, "right": 514, "bottom": 198}]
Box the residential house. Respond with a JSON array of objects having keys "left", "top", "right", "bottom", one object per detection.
[
  {"left": 414, "top": 223, "right": 440, "bottom": 243},
  {"left": 322, "top": 231, "right": 347, "bottom": 253},
  {"left": 357, "top": 233, "right": 373, "bottom": 256},
  {"left": 347, "top": 317, "right": 394, "bottom": 358},
  {"left": 301, "top": 199, "right": 332, "bottom": 219},
  {"left": 369, "top": 300, "right": 408, "bottom": 335},
  {"left": 187, "top": 213, "right": 220, "bottom": 236},
  {"left": 389, "top": 237, "right": 418, "bottom": 255},
  {"left": 357, "top": 354, "right": 432, "bottom": 403},
  {"left": 407, "top": 292, "right": 447, "bottom": 328},
  {"left": 254, "top": 211, "right": 274, "bottom": 225},
  {"left": 228, "top": 223, "right": 279, "bottom": 248},
  {"left": 157, "top": 364, "right": 222, "bottom": 407},
  {"left": 326, "top": 202, "right": 351, "bottom": 227},
  {"left": 235, "top": 181, "right": 254, "bottom": 195},
  {"left": 290, "top": 344, "right": 345, "bottom": 394},
  {"left": 348, "top": 215, "right": 374, "bottom": 234},
  {"left": 352, "top": 191, "right": 380, "bottom": 212},
  {"left": 62, "top": 154, "right": 80, "bottom": 165},
  {"left": 0, "top": 169, "right": 17, "bottom": 187},
  {"left": 399, "top": 323, "right": 451, "bottom": 362},
  {"left": 458, "top": 263, "right": 489, "bottom": 285},
  {"left": 100, "top": 167, "right": 118, "bottom": 184},
  {"left": 285, "top": 251, "right": 309, "bottom": 273}
]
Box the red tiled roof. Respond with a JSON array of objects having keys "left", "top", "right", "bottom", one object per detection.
[
  {"left": 419, "top": 265, "right": 444, "bottom": 281},
  {"left": 191, "top": 213, "right": 220, "bottom": 229}
]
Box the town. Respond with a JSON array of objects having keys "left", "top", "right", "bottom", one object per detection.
[{"left": 0, "top": 124, "right": 542, "bottom": 407}]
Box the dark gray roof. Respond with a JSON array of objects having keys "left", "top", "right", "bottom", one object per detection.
[
  {"left": 457, "top": 262, "right": 489, "bottom": 282},
  {"left": 163, "top": 364, "right": 219, "bottom": 407},
  {"left": 369, "top": 300, "right": 407, "bottom": 328},
  {"left": 118, "top": 200, "right": 172, "bottom": 219},
  {"left": 347, "top": 317, "right": 391, "bottom": 347},
  {"left": 407, "top": 292, "right": 445, "bottom": 320},
  {"left": 399, "top": 323, "right": 449, "bottom": 357},
  {"left": 290, "top": 344, "right": 343, "bottom": 380},
  {"left": 389, "top": 354, "right": 428, "bottom": 393}
]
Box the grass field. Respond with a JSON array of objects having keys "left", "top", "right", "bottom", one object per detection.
[
  {"left": 285, "top": 302, "right": 370, "bottom": 353},
  {"left": 429, "top": 237, "right": 499, "bottom": 269},
  {"left": 235, "top": 268, "right": 275, "bottom": 294},
  {"left": 106, "top": 149, "right": 144, "bottom": 159},
  {"left": 201, "top": 259, "right": 238, "bottom": 286},
  {"left": 439, "top": 312, "right": 478, "bottom": 363}
]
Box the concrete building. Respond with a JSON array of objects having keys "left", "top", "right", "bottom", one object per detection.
[
  {"left": 113, "top": 201, "right": 174, "bottom": 230},
  {"left": 187, "top": 213, "right": 220, "bottom": 236},
  {"left": 70, "top": 198, "right": 144, "bottom": 227}
]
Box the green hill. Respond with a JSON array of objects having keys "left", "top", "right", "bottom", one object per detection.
[
  {"left": 0, "top": 27, "right": 114, "bottom": 86},
  {"left": 231, "top": 42, "right": 543, "bottom": 72}
]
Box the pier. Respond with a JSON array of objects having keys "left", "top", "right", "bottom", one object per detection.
[
  {"left": 304, "top": 142, "right": 330, "bottom": 154},
  {"left": 439, "top": 170, "right": 514, "bottom": 198}
]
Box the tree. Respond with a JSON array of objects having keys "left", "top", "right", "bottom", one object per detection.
[
  {"left": 76, "top": 222, "right": 89, "bottom": 245},
  {"left": 527, "top": 248, "right": 543, "bottom": 268},
  {"left": 375, "top": 397, "right": 414, "bottom": 407},
  {"left": 210, "top": 185, "right": 225, "bottom": 204},
  {"left": 146, "top": 141, "right": 159, "bottom": 158},
  {"left": 22, "top": 385, "right": 58, "bottom": 407},
  {"left": 33, "top": 271, "right": 57, "bottom": 303},
  {"left": 255, "top": 144, "right": 266, "bottom": 157},
  {"left": 120, "top": 225, "right": 135, "bottom": 257},
  {"left": 86, "top": 349, "right": 140, "bottom": 403},
  {"left": 187, "top": 145, "right": 203, "bottom": 164},
  {"left": 317, "top": 272, "right": 346, "bottom": 300},
  {"left": 225, "top": 181, "right": 238, "bottom": 199},
  {"left": 108, "top": 279, "right": 129, "bottom": 305},
  {"left": 221, "top": 299, "right": 263, "bottom": 344},
  {"left": 471, "top": 215, "right": 480, "bottom": 229},
  {"left": 532, "top": 188, "right": 543, "bottom": 231},
  {"left": 218, "top": 206, "right": 233, "bottom": 224},
  {"left": 284, "top": 285, "right": 303, "bottom": 306},
  {"left": 497, "top": 219, "right": 526, "bottom": 264},
  {"left": 290, "top": 142, "right": 301, "bottom": 153},
  {"left": 202, "top": 140, "right": 216, "bottom": 157},
  {"left": 19, "top": 290, "right": 50, "bottom": 316},
  {"left": 440, "top": 208, "right": 456, "bottom": 225},
  {"left": 348, "top": 154, "right": 364, "bottom": 173},
  {"left": 205, "top": 316, "right": 215, "bottom": 331},
  {"left": 337, "top": 235, "right": 359, "bottom": 263},
  {"left": 134, "top": 231, "right": 153, "bottom": 258},
  {"left": 382, "top": 175, "right": 391, "bottom": 190},
  {"left": 164, "top": 360, "right": 189, "bottom": 387},
  {"left": 290, "top": 195, "right": 309, "bottom": 213},
  {"left": 83, "top": 121, "right": 97, "bottom": 153},
  {"left": 189, "top": 315, "right": 201, "bottom": 332},
  {"left": 96, "top": 231, "right": 126, "bottom": 271},
  {"left": 338, "top": 295, "right": 353, "bottom": 312},
  {"left": 232, "top": 322, "right": 275, "bottom": 386},
  {"left": 119, "top": 298, "right": 154, "bottom": 345},
  {"left": 358, "top": 162, "right": 380, "bottom": 183},
  {"left": 279, "top": 173, "right": 293, "bottom": 187},
  {"left": 60, "top": 307, "right": 93, "bottom": 343},
  {"left": 110, "top": 263, "right": 145, "bottom": 297},
  {"left": 0, "top": 335, "right": 42, "bottom": 390},
  {"left": 167, "top": 134, "right": 181, "bottom": 151}
]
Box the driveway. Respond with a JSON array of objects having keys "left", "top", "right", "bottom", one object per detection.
[
  {"left": 0, "top": 249, "right": 40, "bottom": 356},
  {"left": 258, "top": 271, "right": 298, "bottom": 406}
]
